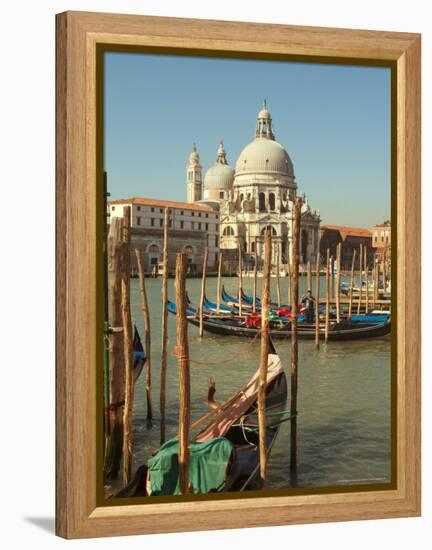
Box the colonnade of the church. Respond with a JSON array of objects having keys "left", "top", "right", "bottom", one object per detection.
[
  {"left": 229, "top": 226, "right": 319, "bottom": 266},
  {"left": 235, "top": 188, "right": 295, "bottom": 214}
]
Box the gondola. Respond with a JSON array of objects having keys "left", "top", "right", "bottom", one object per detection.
[
  {"left": 115, "top": 340, "right": 288, "bottom": 496},
  {"left": 167, "top": 300, "right": 390, "bottom": 341},
  {"left": 184, "top": 294, "right": 389, "bottom": 327}
]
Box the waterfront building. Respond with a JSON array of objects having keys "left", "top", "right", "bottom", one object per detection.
[
  {"left": 371, "top": 220, "right": 391, "bottom": 256},
  {"left": 108, "top": 197, "right": 219, "bottom": 274},
  {"left": 319, "top": 225, "right": 373, "bottom": 270},
  {"left": 190, "top": 101, "right": 321, "bottom": 269}
]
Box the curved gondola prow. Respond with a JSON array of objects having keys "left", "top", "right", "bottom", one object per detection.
[
  {"left": 133, "top": 325, "right": 146, "bottom": 383},
  {"left": 221, "top": 285, "right": 230, "bottom": 303},
  {"left": 185, "top": 291, "right": 193, "bottom": 307}
]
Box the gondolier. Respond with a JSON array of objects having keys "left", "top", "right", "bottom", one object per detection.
[{"left": 301, "top": 289, "right": 316, "bottom": 323}]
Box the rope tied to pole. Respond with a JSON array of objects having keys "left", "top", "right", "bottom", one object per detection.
[{"left": 169, "top": 328, "right": 262, "bottom": 366}]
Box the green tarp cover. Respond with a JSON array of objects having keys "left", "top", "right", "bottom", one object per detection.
[{"left": 148, "top": 437, "right": 234, "bottom": 495}]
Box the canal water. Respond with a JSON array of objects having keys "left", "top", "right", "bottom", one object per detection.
[{"left": 109, "top": 274, "right": 391, "bottom": 494}]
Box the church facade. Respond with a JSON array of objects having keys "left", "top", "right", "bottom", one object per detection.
[{"left": 186, "top": 102, "right": 321, "bottom": 268}]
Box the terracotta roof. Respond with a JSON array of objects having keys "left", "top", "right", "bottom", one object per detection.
[
  {"left": 320, "top": 225, "right": 372, "bottom": 238},
  {"left": 108, "top": 197, "right": 214, "bottom": 213}
]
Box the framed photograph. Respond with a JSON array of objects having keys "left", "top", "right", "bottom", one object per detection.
[{"left": 56, "top": 11, "right": 421, "bottom": 539}]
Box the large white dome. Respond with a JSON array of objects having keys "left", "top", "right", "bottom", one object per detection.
[
  {"left": 235, "top": 138, "right": 294, "bottom": 177},
  {"left": 204, "top": 163, "right": 235, "bottom": 190}
]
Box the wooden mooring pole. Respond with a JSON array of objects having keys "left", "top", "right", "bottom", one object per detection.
[
  {"left": 276, "top": 245, "right": 281, "bottom": 307},
  {"left": 175, "top": 253, "right": 191, "bottom": 494},
  {"left": 253, "top": 238, "right": 258, "bottom": 313},
  {"left": 290, "top": 196, "right": 302, "bottom": 471},
  {"left": 216, "top": 252, "right": 223, "bottom": 314},
  {"left": 373, "top": 257, "right": 379, "bottom": 305},
  {"left": 325, "top": 250, "right": 330, "bottom": 344},
  {"left": 364, "top": 246, "right": 369, "bottom": 313},
  {"left": 348, "top": 249, "right": 357, "bottom": 319},
  {"left": 160, "top": 207, "right": 169, "bottom": 445},
  {"left": 315, "top": 252, "right": 321, "bottom": 349},
  {"left": 199, "top": 247, "right": 208, "bottom": 338},
  {"left": 104, "top": 216, "right": 126, "bottom": 479},
  {"left": 238, "top": 242, "right": 243, "bottom": 317},
  {"left": 258, "top": 229, "right": 272, "bottom": 488},
  {"left": 121, "top": 207, "right": 134, "bottom": 486},
  {"left": 307, "top": 260, "right": 312, "bottom": 293},
  {"left": 330, "top": 255, "right": 335, "bottom": 300},
  {"left": 357, "top": 244, "right": 363, "bottom": 315},
  {"left": 121, "top": 277, "right": 134, "bottom": 486},
  {"left": 135, "top": 248, "right": 153, "bottom": 422},
  {"left": 287, "top": 261, "right": 291, "bottom": 308},
  {"left": 336, "top": 243, "right": 341, "bottom": 323}
]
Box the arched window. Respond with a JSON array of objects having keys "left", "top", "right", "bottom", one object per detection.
[
  {"left": 240, "top": 193, "right": 244, "bottom": 203},
  {"left": 269, "top": 192, "right": 275, "bottom": 211},
  {"left": 223, "top": 226, "right": 235, "bottom": 236},
  {"left": 258, "top": 192, "right": 266, "bottom": 212},
  {"left": 261, "top": 225, "right": 277, "bottom": 236},
  {"left": 148, "top": 244, "right": 160, "bottom": 254},
  {"left": 183, "top": 245, "right": 194, "bottom": 255},
  {"left": 251, "top": 241, "right": 255, "bottom": 253}
]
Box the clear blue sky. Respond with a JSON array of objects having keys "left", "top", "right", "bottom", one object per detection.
[{"left": 104, "top": 52, "right": 391, "bottom": 227}]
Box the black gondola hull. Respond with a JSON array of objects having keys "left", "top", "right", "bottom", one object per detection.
[{"left": 186, "top": 316, "right": 391, "bottom": 341}]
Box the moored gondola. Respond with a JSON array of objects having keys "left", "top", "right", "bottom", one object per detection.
[
  {"left": 115, "top": 342, "right": 288, "bottom": 496},
  {"left": 189, "top": 315, "right": 390, "bottom": 340},
  {"left": 167, "top": 300, "right": 390, "bottom": 340},
  {"left": 180, "top": 294, "right": 389, "bottom": 327}
]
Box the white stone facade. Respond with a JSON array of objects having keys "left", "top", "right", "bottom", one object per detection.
[
  {"left": 189, "top": 102, "right": 321, "bottom": 267},
  {"left": 108, "top": 199, "right": 219, "bottom": 271}
]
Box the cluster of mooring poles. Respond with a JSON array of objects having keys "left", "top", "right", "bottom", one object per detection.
[
  {"left": 103, "top": 193, "right": 390, "bottom": 490},
  {"left": 316, "top": 241, "right": 390, "bottom": 348},
  {"left": 104, "top": 206, "right": 171, "bottom": 484}
]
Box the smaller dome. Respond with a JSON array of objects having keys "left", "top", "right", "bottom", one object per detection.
[{"left": 204, "top": 163, "right": 235, "bottom": 190}]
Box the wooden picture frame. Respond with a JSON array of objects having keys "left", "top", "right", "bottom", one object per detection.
[{"left": 56, "top": 11, "right": 421, "bottom": 539}]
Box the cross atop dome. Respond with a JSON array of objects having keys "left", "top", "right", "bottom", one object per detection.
[{"left": 255, "top": 100, "right": 275, "bottom": 140}]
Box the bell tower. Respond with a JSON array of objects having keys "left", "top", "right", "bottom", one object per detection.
[{"left": 186, "top": 143, "right": 202, "bottom": 203}]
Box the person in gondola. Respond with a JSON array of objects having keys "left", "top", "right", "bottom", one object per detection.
[
  {"left": 300, "top": 289, "right": 316, "bottom": 323},
  {"left": 246, "top": 311, "right": 261, "bottom": 328}
]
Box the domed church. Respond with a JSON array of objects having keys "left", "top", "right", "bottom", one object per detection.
[{"left": 186, "top": 101, "right": 321, "bottom": 267}]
